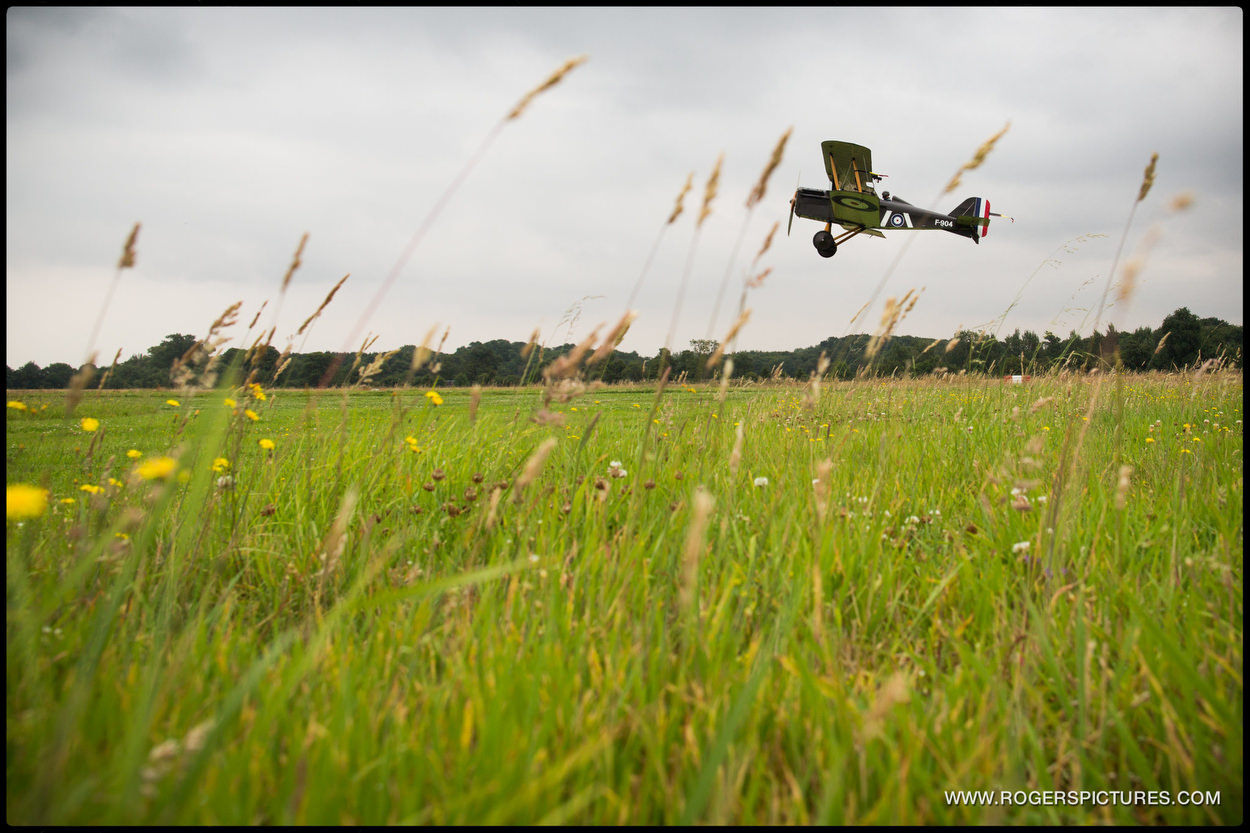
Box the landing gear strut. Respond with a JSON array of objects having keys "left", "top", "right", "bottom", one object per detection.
[{"left": 813, "top": 225, "right": 872, "bottom": 258}]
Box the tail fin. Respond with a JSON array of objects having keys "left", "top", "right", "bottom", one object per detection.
[{"left": 950, "top": 197, "right": 991, "bottom": 243}]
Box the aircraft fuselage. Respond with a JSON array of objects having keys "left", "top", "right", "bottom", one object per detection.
[{"left": 792, "top": 188, "right": 979, "bottom": 240}]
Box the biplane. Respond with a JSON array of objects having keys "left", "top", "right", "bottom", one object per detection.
[{"left": 789, "top": 140, "right": 1007, "bottom": 258}]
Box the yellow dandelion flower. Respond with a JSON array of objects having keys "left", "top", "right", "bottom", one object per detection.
[
  {"left": 126, "top": 449, "right": 142, "bottom": 459},
  {"left": 211, "top": 457, "right": 230, "bottom": 473},
  {"left": 7, "top": 484, "right": 49, "bottom": 520},
  {"left": 1146, "top": 437, "right": 1155, "bottom": 444},
  {"left": 425, "top": 390, "right": 444, "bottom": 406},
  {"left": 136, "top": 456, "right": 178, "bottom": 480},
  {"left": 60, "top": 497, "right": 77, "bottom": 506},
  {"left": 244, "top": 409, "right": 259, "bottom": 422},
  {"left": 108, "top": 478, "right": 125, "bottom": 489},
  {"left": 7, "top": 401, "right": 27, "bottom": 412},
  {"left": 81, "top": 417, "right": 100, "bottom": 432},
  {"left": 259, "top": 438, "right": 275, "bottom": 451},
  {"left": 166, "top": 399, "right": 181, "bottom": 407},
  {"left": 79, "top": 484, "right": 104, "bottom": 495},
  {"left": 224, "top": 397, "right": 237, "bottom": 408},
  {"left": 248, "top": 383, "right": 266, "bottom": 401}
]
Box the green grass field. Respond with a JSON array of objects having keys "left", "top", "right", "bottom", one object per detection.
[{"left": 6, "top": 370, "right": 1242, "bottom": 824}]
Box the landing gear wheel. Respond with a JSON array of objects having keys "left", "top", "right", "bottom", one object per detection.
[{"left": 813, "top": 230, "right": 837, "bottom": 258}]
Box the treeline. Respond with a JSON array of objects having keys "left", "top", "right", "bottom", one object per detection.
[{"left": 6, "top": 307, "right": 1241, "bottom": 390}]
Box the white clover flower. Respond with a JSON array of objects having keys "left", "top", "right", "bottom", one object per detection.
[
  {"left": 1012, "top": 541, "right": 1030, "bottom": 554},
  {"left": 753, "top": 476, "right": 769, "bottom": 488},
  {"left": 906, "top": 515, "right": 920, "bottom": 525}
]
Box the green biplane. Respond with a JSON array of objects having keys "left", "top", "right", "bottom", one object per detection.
[{"left": 788, "top": 140, "right": 1008, "bottom": 258}]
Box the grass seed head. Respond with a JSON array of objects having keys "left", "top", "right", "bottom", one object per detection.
[
  {"left": 1115, "top": 464, "right": 1134, "bottom": 510},
  {"left": 718, "top": 357, "right": 734, "bottom": 403},
  {"left": 746, "top": 126, "right": 792, "bottom": 208},
  {"left": 117, "top": 222, "right": 140, "bottom": 269},
  {"left": 520, "top": 328, "right": 541, "bottom": 360},
  {"left": 745, "top": 267, "right": 771, "bottom": 290},
  {"left": 697, "top": 154, "right": 724, "bottom": 229},
  {"left": 943, "top": 122, "right": 1010, "bottom": 194},
  {"left": 298, "top": 274, "right": 349, "bottom": 336},
  {"left": 1137, "top": 152, "right": 1159, "bottom": 202},
  {"left": 588, "top": 311, "right": 637, "bottom": 366},
  {"left": 753, "top": 222, "right": 779, "bottom": 267},
  {"left": 506, "top": 54, "right": 588, "bottom": 121},
  {"left": 65, "top": 356, "right": 97, "bottom": 417},
  {"left": 706, "top": 309, "right": 750, "bottom": 370},
  {"left": 729, "top": 422, "right": 744, "bottom": 474},
  {"left": 680, "top": 487, "right": 715, "bottom": 613},
  {"left": 514, "top": 437, "right": 558, "bottom": 498},
  {"left": 668, "top": 173, "right": 694, "bottom": 225},
  {"left": 317, "top": 487, "right": 358, "bottom": 582},
  {"left": 281, "top": 233, "right": 309, "bottom": 293},
  {"left": 1168, "top": 192, "right": 1194, "bottom": 212}
]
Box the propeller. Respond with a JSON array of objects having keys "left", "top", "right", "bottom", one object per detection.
[{"left": 787, "top": 171, "right": 800, "bottom": 237}]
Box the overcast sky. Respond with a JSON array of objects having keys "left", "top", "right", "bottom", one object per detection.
[{"left": 6, "top": 6, "right": 1243, "bottom": 369}]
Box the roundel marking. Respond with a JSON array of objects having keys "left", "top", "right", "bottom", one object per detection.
[
  {"left": 833, "top": 195, "right": 873, "bottom": 211},
  {"left": 889, "top": 213, "right": 907, "bottom": 227}
]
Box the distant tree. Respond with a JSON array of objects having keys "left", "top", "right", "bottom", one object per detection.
[
  {"left": 942, "top": 331, "right": 973, "bottom": 371},
  {"left": 42, "top": 362, "right": 76, "bottom": 389},
  {"left": 1040, "top": 331, "right": 1064, "bottom": 366},
  {"left": 1198, "top": 317, "right": 1244, "bottom": 366},
  {"left": 460, "top": 341, "right": 501, "bottom": 386},
  {"left": 146, "top": 334, "right": 199, "bottom": 387},
  {"left": 1118, "top": 326, "right": 1157, "bottom": 370},
  {"left": 9, "top": 362, "right": 44, "bottom": 389},
  {"left": 284, "top": 351, "right": 333, "bottom": 388},
  {"left": 1151, "top": 307, "right": 1202, "bottom": 369},
  {"left": 688, "top": 339, "right": 717, "bottom": 357}
]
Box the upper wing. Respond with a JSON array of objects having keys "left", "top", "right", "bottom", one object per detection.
[{"left": 820, "top": 141, "right": 874, "bottom": 193}]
